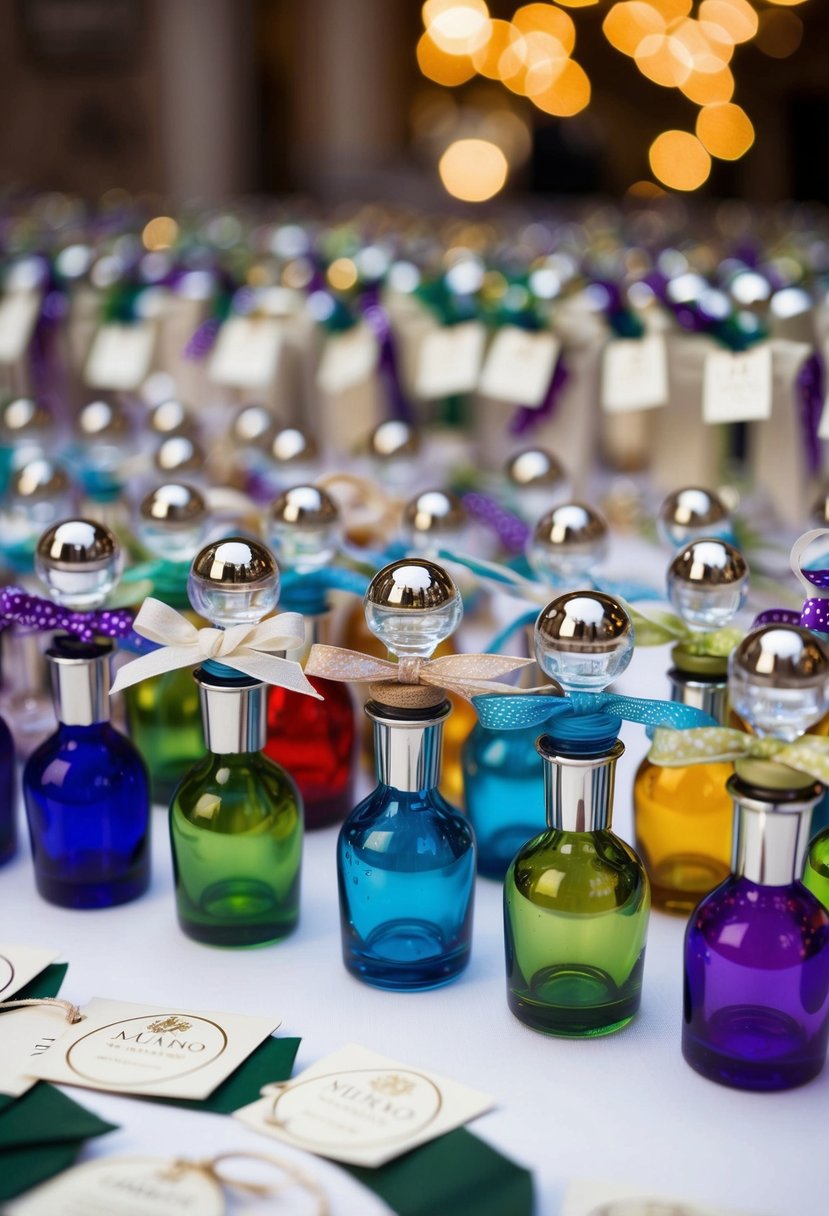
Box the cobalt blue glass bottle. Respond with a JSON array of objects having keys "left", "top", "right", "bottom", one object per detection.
[
  {"left": 0, "top": 711, "right": 16, "bottom": 865},
  {"left": 22, "top": 520, "right": 151, "bottom": 908},
  {"left": 338, "top": 559, "right": 475, "bottom": 990},
  {"left": 463, "top": 502, "right": 608, "bottom": 879}
]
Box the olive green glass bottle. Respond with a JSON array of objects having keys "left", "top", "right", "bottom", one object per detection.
[{"left": 505, "top": 737, "right": 650, "bottom": 1037}]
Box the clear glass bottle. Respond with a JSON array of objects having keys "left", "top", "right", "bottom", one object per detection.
[
  {"left": 684, "top": 762, "right": 829, "bottom": 1091},
  {"left": 123, "top": 483, "right": 208, "bottom": 804},
  {"left": 634, "top": 539, "right": 748, "bottom": 913},
  {"left": 504, "top": 592, "right": 650, "bottom": 1036},
  {"left": 22, "top": 519, "right": 150, "bottom": 909},
  {"left": 265, "top": 485, "right": 356, "bottom": 829},
  {"left": 169, "top": 538, "right": 303, "bottom": 946},
  {"left": 337, "top": 559, "right": 475, "bottom": 990}
]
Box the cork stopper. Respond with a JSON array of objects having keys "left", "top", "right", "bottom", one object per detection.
[{"left": 368, "top": 680, "right": 448, "bottom": 710}]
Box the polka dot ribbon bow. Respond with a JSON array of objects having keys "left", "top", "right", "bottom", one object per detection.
[
  {"left": 304, "top": 644, "right": 534, "bottom": 701},
  {"left": 648, "top": 726, "right": 829, "bottom": 787},
  {"left": 753, "top": 529, "right": 829, "bottom": 635},
  {"left": 0, "top": 585, "right": 135, "bottom": 644},
  {"left": 471, "top": 690, "right": 716, "bottom": 733}
]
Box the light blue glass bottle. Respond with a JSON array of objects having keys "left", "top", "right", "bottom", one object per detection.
[
  {"left": 338, "top": 559, "right": 476, "bottom": 990},
  {"left": 463, "top": 502, "right": 608, "bottom": 879}
]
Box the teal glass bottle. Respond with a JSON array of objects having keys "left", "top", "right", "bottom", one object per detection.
[
  {"left": 168, "top": 537, "right": 304, "bottom": 947},
  {"left": 505, "top": 734, "right": 650, "bottom": 1036},
  {"left": 463, "top": 722, "right": 545, "bottom": 880}
]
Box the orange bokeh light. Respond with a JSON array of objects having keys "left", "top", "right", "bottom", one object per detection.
[
  {"left": 531, "top": 58, "right": 591, "bottom": 116},
  {"left": 696, "top": 102, "right": 755, "bottom": 160},
  {"left": 417, "top": 30, "right": 476, "bottom": 85},
  {"left": 679, "top": 63, "right": 734, "bottom": 104},
  {"left": 756, "top": 8, "right": 803, "bottom": 57},
  {"left": 423, "top": 0, "right": 491, "bottom": 55},
  {"left": 438, "top": 138, "right": 509, "bottom": 201},
  {"left": 472, "top": 18, "right": 518, "bottom": 79},
  {"left": 603, "top": 2, "right": 665, "bottom": 58},
  {"left": 649, "top": 130, "right": 712, "bottom": 190},
  {"left": 512, "top": 3, "right": 576, "bottom": 53},
  {"left": 699, "top": 0, "right": 758, "bottom": 44},
  {"left": 635, "top": 33, "right": 694, "bottom": 87}
]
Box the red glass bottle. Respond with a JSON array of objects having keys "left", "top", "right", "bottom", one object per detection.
[{"left": 265, "top": 672, "right": 355, "bottom": 829}]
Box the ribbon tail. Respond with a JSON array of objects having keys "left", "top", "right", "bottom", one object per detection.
[
  {"left": 131, "top": 598, "right": 202, "bottom": 648},
  {"left": 647, "top": 726, "right": 753, "bottom": 766},
  {"left": 110, "top": 645, "right": 201, "bottom": 693},
  {"left": 305, "top": 644, "right": 393, "bottom": 684},
  {"left": 225, "top": 653, "right": 324, "bottom": 699},
  {"left": 471, "top": 694, "right": 567, "bottom": 731},
  {"left": 601, "top": 694, "right": 717, "bottom": 730}
]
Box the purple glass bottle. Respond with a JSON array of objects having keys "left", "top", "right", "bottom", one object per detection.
[{"left": 683, "top": 761, "right": 829, "bottom": 1091}]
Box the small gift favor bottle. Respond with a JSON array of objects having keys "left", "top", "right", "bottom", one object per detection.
[
  {"left": 338, "top": 559, "right": 476, "bottom": 990},
  {"left": 170, "top": 539, "right": 303, "bottom": 946},
  {"left": 684, "top": 760, "right": 829, "bottom": 1091},
  {"left": 124, "top": 483, "right": 208, "bottom": 804},
  {"left": 23, "top": 520, "right": 151, "bottom": 908},
  {"left": 266, "top": 485, "right": 356, "bottom": 829},
  {"left": 504, "top": 593, "right": 651, "bottom": 1036},
  {"left": 464, "top": 504, "right": 607, "bottom": 880},
  {"left": 634, "top": 539, "right": 748, "bottom": 912}
]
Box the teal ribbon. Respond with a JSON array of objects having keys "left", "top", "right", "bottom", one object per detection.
[{"left": 278, "top": 567, "right": 370, "bottom": 615}]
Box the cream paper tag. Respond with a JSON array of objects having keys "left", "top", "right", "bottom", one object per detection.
[
  {"left": 27, "top": 998, "right": 280, "bottom": 1100},
  {"left": 209, "top": 316, "right": 284, "bottom": 389},
  {"left": 0, "top": 1003, "right": 72, "bottom": 1099},
  {"left": 702, "top": 344, "right": 772, "bottom": 424},
  {"left": 0, "top": 943, "right": 58, "bottom": 999},
  {"left": 85, "top": 322, "right": 157, "bottom": 391},
  {"left": 415, "top": 320, "right": 486, "bottom": 399},
  {"left": 316, "top": 323, "right": 379, "bottom": 394},
  {"left": 235, "top": 1042, "right": 494, "bottom": 1168},
  {"left": 601, "top": 335, "right": 668, "bottom": 413},
  {"left": 0, "top": 291, "right": 42, "bottom": 364},
  {"left": 6, "top": 1157, "right": 225, "bottom": 1216},
  {"left": 478, "top": 326, "right": 560, "bottom": 407},
  {"left": 563, "top": 1178, "right": 757, "bottom": 1216}
]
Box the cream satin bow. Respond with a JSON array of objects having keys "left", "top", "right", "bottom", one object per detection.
[
  {"left": 110, "top": 598, "right": 321, "bottom": 697},
  {"left": 304, "top": 643, "right": 533, "bottom": 701},
  {"left": 648, "top": 726, "right": 829, "bottom": 785}
]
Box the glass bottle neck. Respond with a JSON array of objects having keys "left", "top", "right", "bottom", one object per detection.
[
  {"left": 539, "top": 738, "right": 624, "bottom": 832},
  {"left": 367, "top": 702, "right": 449, "bottom": 793},
  {"left": 668, "top": 671, "right": 728, "bottom": 725},
  {"left": 195, "top": 672, "right": 267, "bottom": 754},
  {"left": 730, "top": 785, "right": 820, "bottom": 886}
]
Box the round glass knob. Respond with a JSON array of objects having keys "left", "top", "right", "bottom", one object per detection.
[
  {"left": 149, "top": 398, "right": 196, "bottom": 439},
  {"left": 658, "top": 486, "right": 730, "bottom": 549},
  {"left": 188, "top": 537, "right": 279, "bottom": 628},
  {"left": 528, "top": 503, "right": 608, "bottom": 584},
  {"left": 667, "top": 539, "right": 748, "bottom": 630},
  {"left": 0, "top": 395, "right": 53, "bottom": 439},
  {"left": 368, "top": 419, "right": 420, "bottom": 462},
  {"left": 729, "top": 625, "right": 829, "bottom": 741},
  {"left": 534, "top": 591, "right": 633, "bottom": 692},
  {"left": 137, "top": 482, "right": 209, "bottom": 563},
  {"left": 365, "top": 559, "right": 462, "bottom": 658},
  {"left": 233, "top": 404, "right": 276, "bottom": 450},
  {"left": 401, "top": 489, "right": 466, "bottom": 553},
  {"left": 35, "top": 518, "right": 123, "bottom": 610},
  {"left": 270, "top": 425, "right": 318, "bottom": 467},
  {"left": 269, "top": 484, "right": 339, "bottom": 573},
  {"left": 153, "top": 435, "right": 205, "bottom": 477}
]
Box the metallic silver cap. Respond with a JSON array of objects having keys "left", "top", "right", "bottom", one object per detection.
[
  {"left": 1, "top": 396, "right": 53, "bottom": 438},
  {"left": 188, "top": 537, "right": 280, "bottom": 628},
  {"left": 365, "top": 559, "right": 463, "bottom": 658},
  {"left": 10, "top": 458, "right": 72, "bottom": 502},
  {"left": 139, "top": 482, "right": 207, "bottom": 528},
  {"left": 368, "top": 419, "right": 420, "bottom": 461},
  {"left": 46, "top": 638, "right": 112, "bottom": 726},
  {"left": 233, "top": 404, "right": 276, "bottom": 449},
  {"left": 402, "top": 489, "right": 466, "bottom": 537},
  {"left": 730, "top": 625, "right": 829, "bottom": 689},
  {"left": 667, "top": 539, "right": 748, "bottom": 630},
  {"left": 367, "top": 701, "right": 449, "bottom": 792},
  {"left": 535, "top": 591, "right": 634, "bottom": 691},
  {"left": 537, "top": 737, "right": 624, "bottom": 832},
  {"left": 195, "top": 671, "right": 267, "bottom": 753},
  {"left": 505, "top": 447, "right": 565, "bottom": 488},
  {"left": 35, "top": 519, "right": 123, "bottom": 610},
  {"left": 658, "top": 486, "right": 729, "bottom": 548},
  {"left": 77, "top": 398, "right": 129, "bottom": 440},
  {"left": 528, "top": 502, "right": 608, "bottom": 584},
  {"left": 149, "top": 398, "right": 196, "bottom": 438},
  {"left": 728, "top": 770, "right": 822, "bottom": 886},
  {"left": 271, "top": 425, "right": 318, "bottom": 465}
]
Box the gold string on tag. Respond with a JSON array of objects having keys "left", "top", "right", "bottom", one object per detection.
[
  {"left": 164, "top": 1152, "right": 330, "bottom": 1216},
  {"left": 0, "top": 998, "right": 83, "bottom": 1023}
]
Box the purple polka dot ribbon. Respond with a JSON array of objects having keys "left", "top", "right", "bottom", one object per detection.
[
  {"left": 461, "top": 492, "right": 530, "bottom": 555},
  {"left": 0, "top": 587, "right": 135, "bottom": 644},
  {"left": 752, "top": 529, "right": 829, "bottom": 636}
]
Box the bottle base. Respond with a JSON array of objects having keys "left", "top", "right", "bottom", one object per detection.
[
  {"left": 177, "top": 877, "right": 298, "bottom": 947},
  {"left": 683, "top": 1006, "right": 827, "bottom": 1091},
  {"left": 343, "top": 920, "right": 470, "bottom": 990},
  {"left": 647, "top": 853, "right": 730, "bottom": 915},
  {"left": 34, "top": 860, "right": 150, "bottom": 910},
  {"left": 508, "top": 964, "right": 642, "bottom": 1037}
]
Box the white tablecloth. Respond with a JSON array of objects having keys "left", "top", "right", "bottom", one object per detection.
[{"left": 0, "top": 638, "right": 819, "bottom": 1216}]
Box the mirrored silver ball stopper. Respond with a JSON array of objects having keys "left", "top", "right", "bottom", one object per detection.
[
  {"left": 528, "top": 503, "right": 608, "bottom": 584},
  {"left": 505, "top": 447, "right": 565, "bottom": 488},
  {"left": 402, "top": 489, "right": 466, "bottom": 552},
  {"left": 233, "top": 404, "right": 276, "bottom": 450},
  {"left": 270, "top": 484, "right": 339, "bottom": 573},
  {"left": 535, "top": 591, "right": 634, "bottom": 692},
  {"left": 138, "top": 482, "right": 208, "bottom": 563},
  {"left": 368, "top": 419, "right": 420, "bottom": 462},
  {"left": 188, "top": 537, "right": 280, "bottom": 628},
  {"left": 668, "top": 539, "right": 748, "bottom": 630},
  {"left": 658, "top": 486, "right": 730, "bottom": 549},
  {"left": 729, "top": 624, "right": 829, "bottom": 741},
  {"left": 149, "top": 398, "right": 197, "bottom": 439},
  {"left": 35, "top": 518, "right": 123, "bottom": 610},
  {"left": 271, "top": 425, "right": 318, "bottom": 466},
  {"left": 154, "top": 435, "right": 205, "bottom": 477},
  {"left": 365, "top": 558, "right": 463, "bottom": 658}
]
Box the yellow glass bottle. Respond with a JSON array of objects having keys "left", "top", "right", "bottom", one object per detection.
[
  {"left": 633, "top": 649, "right": 733, "bottom": 914},
  {"left": 341, "top": 600, "right": 474, "bottom": 806}
]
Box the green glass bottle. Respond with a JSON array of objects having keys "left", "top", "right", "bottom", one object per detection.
[
  {"left": 168, "top": 537, "right": 303, "bottom": 947},
  {"left": 506, "top": 736, "right": 650, "bottom": 1037},
  {"left": 803, "top": 823, "right": 829, "bottom": 912}
]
